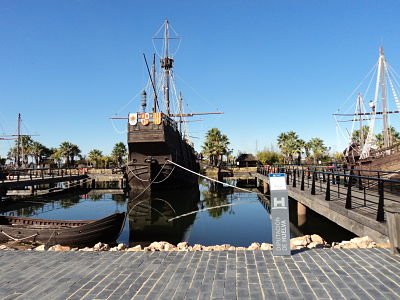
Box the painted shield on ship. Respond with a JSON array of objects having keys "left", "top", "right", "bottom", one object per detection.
[
  {"left": 141, "top": 113, "right": 150, "bottom": 126},
  {"left": 128, "top": 113, "right": 138, "bottom": 125},
  {"left": 153, "top": 112, "right": 162, "bottom": 125}
]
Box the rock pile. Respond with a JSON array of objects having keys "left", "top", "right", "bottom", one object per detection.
[
  {"left": 290, "top": 234, "right": 329, "bottom": 250},
  {"left": 331, "top": 236, "right": 377, "bottom": 249},
  {"left": 0, "top": 235, "right": 387, "bottom": 252}
]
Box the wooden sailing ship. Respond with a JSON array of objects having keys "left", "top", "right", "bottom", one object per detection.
[
  {"left": 124, "top": 20, "right": 221, "bottom": 191},
  {"left": 334, "top": 48, "right": 400, "bottom": 172},
  {"left": 0, "top": 212, "right": 125, "bottom": 247}
]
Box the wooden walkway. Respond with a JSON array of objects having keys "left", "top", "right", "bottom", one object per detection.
[{"left": 255, "top": 166, "right": 400, "bottom": 243}]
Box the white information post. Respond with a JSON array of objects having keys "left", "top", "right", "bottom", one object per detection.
[{"left": 269, "top": 173, "right": 291, "bottom": 256}]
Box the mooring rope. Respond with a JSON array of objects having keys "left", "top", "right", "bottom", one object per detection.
[
  {"left": 1, "top": 231, "right": 38, "bottom": 242},
  {"left": 166, "top": 160, "right": 255, "bottom": 194},
  {"left": 126, "top": 164, "right": 176, "bottom": 184}
]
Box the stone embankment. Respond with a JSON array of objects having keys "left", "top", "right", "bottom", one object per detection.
[{"left": 0, "top": 235, "right": 388, "bottom": 252}]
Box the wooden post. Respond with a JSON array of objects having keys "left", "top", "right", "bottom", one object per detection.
[
  {"left": 301, "top": 170, "right": 305, "bottom": 191},
  {"left": 297, "top": 202, "right": 307, "bottom": 227},
  {"left": 263, "top": 180, "right": 269, "bottom": 194},
  {"left": 29, "top": 185, "right": 35, "bottom": 195},
  {"left": 384, "top": 204, "right": 400, "bottom": 255},
  {"left": 91, "top": 178, "right": 96, "bottom": 189}
]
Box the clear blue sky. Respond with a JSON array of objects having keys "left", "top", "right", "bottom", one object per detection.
[{"left": 1, "top": 0, "right": 400, "bottom": 158}]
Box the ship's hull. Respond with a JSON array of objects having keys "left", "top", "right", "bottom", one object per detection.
[{"left": 126, "top": 116, "right": 199, "bottom": 191}]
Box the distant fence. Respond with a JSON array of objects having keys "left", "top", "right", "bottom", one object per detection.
[{"left": 0, "top": 167, "right": 88, "bottom": 183}]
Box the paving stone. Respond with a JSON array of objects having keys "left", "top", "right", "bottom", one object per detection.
[{"left": 0, "top": 249, "right": 397, "bottom": 299}]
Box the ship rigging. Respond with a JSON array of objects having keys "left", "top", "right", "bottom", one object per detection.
[{"left": 334, "top": 47, "right": 400, "bottom": 164}]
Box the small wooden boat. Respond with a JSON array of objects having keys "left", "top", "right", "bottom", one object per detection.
[{"left": 0, "top": 212, "right": 125, "bottom": 247}]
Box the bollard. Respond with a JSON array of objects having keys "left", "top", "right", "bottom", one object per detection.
[
  {"left": 345, "top": 171, "right": 352, "bottom": 209},
  {"left": 325, "top": 174, "right": 330, "bottom": 201},
  {"left": 377, "top": 180, "right": 385, "bottom": 222},
  {"left": 311, "top": 172, "right": 316, "bottom": 195},
  {"left": 384, "top": 203, "right": 400, "bottom": 255},
  {"left": 293, "top": 169, "right": 296, "bottom": 188}
]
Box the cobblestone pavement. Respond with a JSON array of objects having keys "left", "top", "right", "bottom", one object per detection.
[{"left": 0, "top": 248, "right": 399, "bottom": 299}]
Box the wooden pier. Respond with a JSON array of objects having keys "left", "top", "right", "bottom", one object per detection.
[
  {"left": 255, "top": 166, "right": 400, "bottom": 253},
  {"left": 0, "top": 167, "right": 90, "bottom": 197}
]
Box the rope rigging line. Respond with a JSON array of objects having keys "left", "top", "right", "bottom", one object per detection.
[
  {"left": 126, "top": 163, "right": 175, "bottom": 184},
  {"left": 0, "top": 231, "right": 38, "bottom": 242},
  {"left": 387, "top": 67, "right": 400, "bottom": 112},
  {"left": 336, "top": 62, "right": 378, "bottom": 113},
  {"left": 114, "top": 89, "right": 143, "bottom": 115},
  {"left": 121, "top": 161, "right": 172, "bottom": 231},
  {"left": 166, "top": 160, "right": 255, "bottom": 194}
]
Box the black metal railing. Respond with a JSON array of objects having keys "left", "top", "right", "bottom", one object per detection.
[{"left": 256, "top": 165, "right": 400, "bottom": 222}]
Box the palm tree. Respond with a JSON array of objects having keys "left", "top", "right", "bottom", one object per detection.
[
  {"left": 29, "top": 141, "right": 46, "bottom": 166},
  {"left": 58, "top": 142, "right": 81, "bottom": 166},
  {"left": 352, "top": 125, "right": 369, "bottom": 145},
  {"left": 111, "top": 142, "right": 127, "bottom": 167},
  {"left": 277, "top": 131, "right": 302, "bottom": 164},
  {"left": 202, "top": 128, "right": 230, "bottom": 166},
  {"left": 308, "top": 137, "right": 327, "bottom": 164},
  {"left": 375, "top": 126, "right": 400, "bottom": 149},
  {"left": 88, "top": 149, "right": 103, "bottom": 168}
]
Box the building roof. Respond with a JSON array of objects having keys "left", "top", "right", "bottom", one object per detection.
[{"left": 235, "top": 153, "right": 257, "bottom": 162}]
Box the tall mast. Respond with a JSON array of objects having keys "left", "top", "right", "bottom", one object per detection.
[
  {"left": 161, "top": 19, "right": 173, "bottom": 116},
  {"left": 379, "top": 47, "right": 390, "bottom": 148},
  {"left": 357, "top": 94, "right": 364, "bottom": 149},
  {"left": 152, "top": 54, "right": 157, "bottom": 113},
  {"left": 178, "top": 92, "right": 183, "bottom": 133},
  {"left": 17, "top": 113, "right": 21, "bottom": 167}
]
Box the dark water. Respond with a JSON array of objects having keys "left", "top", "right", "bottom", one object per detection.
[{"left": 0, "top": 179, "right": 355, "bottom": 246}]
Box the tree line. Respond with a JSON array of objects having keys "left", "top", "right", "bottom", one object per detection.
[
  {"left": 5, "top": 137, "right": 127, "bottom": 168},
  {"left": 199, "top": 128, "right": 341, "bottom": 167},
  {"left": 258, "top": 131, "right": 341, "bottom": 165}
]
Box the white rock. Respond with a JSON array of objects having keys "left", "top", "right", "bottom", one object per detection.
[
  {"left": 149, "top": 242, "right": 162, "bottom": 251},
  {"left": 34, "top": 245, "right": 46, "bottom": 251},
  {"left": 290, "top": 235, "right": 311, "bottom": 249},
  {"left": 248, "top": 242, "right": 260, "bottom": 250},
  {"left": 310, "top": 234, "right": 325, "bottom": 245},
  {"left": 79, "top": 247, "right": 94, "bottom": 252},
  {"left": 177, "top": 242, "right": 189, "bottom": 250},
  {"left": 48, "top": 244, "right": 71, "bottom": 252},
  {"left": 126, "top": 245, "right": 142, "bottom": 252},
  {"left": 164, "top": 243, "right": 175, "bottom": 251},
  {"left": 350, "top": 236, "right": 374, "bottom": 248},
  {"left": 93, "top": 242, "right": 103, "bottom": 251},
  {"left": 117, "top": 243, "right": 126, "bottom": 251},
  {"left": 260, "top": 243, "right": 273, "bottom": 250}
]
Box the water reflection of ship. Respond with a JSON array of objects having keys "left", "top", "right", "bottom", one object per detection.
[{"left": 127, "top": 186, "right": 200, "bottom": 246}]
